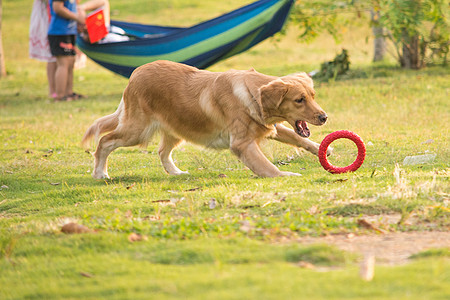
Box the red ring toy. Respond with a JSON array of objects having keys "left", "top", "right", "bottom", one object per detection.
[{"left": 318, "top": 130, "right": 366, "bottom": 174}]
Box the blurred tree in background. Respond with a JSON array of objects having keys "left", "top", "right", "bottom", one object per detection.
[
  {"left": 374, "top": 0, "right": 448, "bottom": 68},
  {"left": 290, "top": 0, "right": 449, "bottom": 69}
]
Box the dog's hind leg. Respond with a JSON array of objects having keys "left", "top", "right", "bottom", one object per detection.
[
  {"left": 92, "top": 132, "right": 125, "bottom": 179},
  {"left": 92, "top": 122, "right": 157, "bottom": 179},
  {"left": 158, "top": 132, "right": 187, "bottom": 175}
]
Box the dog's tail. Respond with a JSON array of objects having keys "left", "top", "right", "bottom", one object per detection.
[{"left": 81, "top": 98, "right": 124, "bottom": 150}]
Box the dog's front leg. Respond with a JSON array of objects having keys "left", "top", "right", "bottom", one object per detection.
[
  {"left": 271, "top": 123, "right": 333, "bottom": 156},
  {"left": 230, "top": 139, "right": 301, "bottom": 177}
]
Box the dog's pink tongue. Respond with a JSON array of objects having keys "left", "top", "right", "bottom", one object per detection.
[{"left": 296, "top": 120, "right": 311, "bottom": 138}]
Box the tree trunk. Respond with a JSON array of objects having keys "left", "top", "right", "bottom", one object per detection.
[
  {"left": 371, "top": 9, "right": 386, "bottom": 62},
  {"left": 0, "top": 0, "right": 6, "bottom": 78},
  {"left": 401, "top": 30, "right": 421, "bottom": 69}
]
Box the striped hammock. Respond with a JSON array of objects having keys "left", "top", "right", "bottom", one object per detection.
[{"left": 76, "top": 0, "right": 294, "bottom": 78}]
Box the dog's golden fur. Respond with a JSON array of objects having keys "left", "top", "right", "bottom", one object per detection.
[{"left": 82, "top": 60, "right": 328, "bottom": 178}]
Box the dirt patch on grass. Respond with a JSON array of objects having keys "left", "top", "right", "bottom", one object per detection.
[{"left": 296, "top": 231, "right": 450, "bottom": 265}]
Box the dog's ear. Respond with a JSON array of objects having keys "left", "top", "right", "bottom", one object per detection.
[
  {"left": 259, "top": 79, "right": 288, "bottom": 109},
  {"left": 294, "top": 72, "right": 314, "bottom": 88}
]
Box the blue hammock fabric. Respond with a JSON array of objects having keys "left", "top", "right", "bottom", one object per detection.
[{"left": 77, "top": 0, "right": 294, "bottom": 78}]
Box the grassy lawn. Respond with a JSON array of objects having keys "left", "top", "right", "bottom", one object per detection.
[{"left": 1, "top": 0, "right": 449, "bottom": 299}]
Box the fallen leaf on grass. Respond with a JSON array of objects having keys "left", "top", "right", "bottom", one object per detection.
[
  {"left": 126, "top": 183, "right": 136, "bottom": 190},
  {"left": 184, "top": 187, "right": 202, "bottom": 192},
  {"left": 296, "top": 261, "right": 315, "bottom": 269},
  {"left": 357, "top": 218, "right": 386, "bottom": 234},
  {"left": 43, "top": 149, "right": 54, "bottom": 157},
  {"left": 143, "top": 215, "right": 160, "bottom": 221},
  {"left": 332, "top": 178, "right": 348, "bottom": 183},
  {"left": 241, "top": 205, "right": 260, "bottom": 209},
  {"left": 80, "top": 272, "right": 94, "bottom": 278},
  {"left": 262, "top": 196, "right": 286, "bottom": 208},
  {"left": 124, "top": 210, "right": 133, "bottom": 219},
  {"left": 61, "top": 222, "right": 92, "bottom": 234},
  {"left": 151, "top": 199, "right": 177, "bottom": 207},
  {"left": 306, "top": 205, "right": 320, "bottom": 215},
  {"left": 128, "top": 233, "right": 148, "bottom": 242},
  {"left": 152, "top": 199, "right": 171, "bottom": 203}
]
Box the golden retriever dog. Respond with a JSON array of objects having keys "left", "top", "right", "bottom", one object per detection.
[{"left": 82, "top": 60, "right": 329, "bottom": 179}]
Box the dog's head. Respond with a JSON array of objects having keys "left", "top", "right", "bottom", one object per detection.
[{"left": 259, "top": 73, "right": 327, "bottom": 138}]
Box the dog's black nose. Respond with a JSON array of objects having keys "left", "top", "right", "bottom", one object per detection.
[{"left": 318, "top": 114, "right": 328, "bottom": 124}]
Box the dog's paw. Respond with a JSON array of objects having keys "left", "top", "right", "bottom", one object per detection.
[
  {"left": 280, "top": 171, "right": 302, "bottom": 177},
  {"left": 169, "top": 170, "right": 189, "bottom": 176},
  {"left": 92, "top": 171, "right": 110, "bottom": 179},
  {"left": 326, "top": 146, "right": 334, "bottom": 156}
]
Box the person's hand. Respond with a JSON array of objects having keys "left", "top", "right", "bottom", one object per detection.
[
  {"left": 76, "top": 8, "right": 88, "bottom": 38},
  {"left": 77, "top": 23, "right": 87, "bottom": 34},
  {"left": 76, "top": 7, "right": 87, "bottom": 25}
]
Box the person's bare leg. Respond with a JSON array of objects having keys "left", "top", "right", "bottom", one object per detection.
[
  {"left": 55, "top": 56, "right": 70, "bottom": 100},
  {"left": 65, "top": 55, "right": 75, "bottom": 97},
  {"left": 47, "top": 61, "right": 57, "bottom": 98}
]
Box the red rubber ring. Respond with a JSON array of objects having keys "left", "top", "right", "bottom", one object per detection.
[{"left": 318, "top": 130, "right": 366, "bottom": 174}]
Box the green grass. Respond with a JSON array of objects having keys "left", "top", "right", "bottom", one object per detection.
[
  {"left": 1, "top": 0, "right": 449, "bottom": 299},
  {"left": 1, "top": 235, "right": 448, "bottom": 299}
]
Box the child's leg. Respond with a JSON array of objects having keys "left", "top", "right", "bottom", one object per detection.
[
  {"left": 65, "top": 56, "right": 75, "bottom": 97},
  {"left": 47, "top": 61, "right": 57, "bottom": 98},
  {"left": 48, "top": 35, "right": 76, "bottom": 100},
  {"left": 55, "top": 55, "right": 75, "bottom": 100}
]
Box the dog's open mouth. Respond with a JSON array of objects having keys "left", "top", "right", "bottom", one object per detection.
[{"left": 295, "top": 120, "right": 311, "bottom": 138}]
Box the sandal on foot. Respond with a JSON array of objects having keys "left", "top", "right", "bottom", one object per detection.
[
  {"left": 54, "top": 95, "right": 74, "bottom": 102},
  {"left": 69, "top": 92, "right": 87, "bottom": 100}
]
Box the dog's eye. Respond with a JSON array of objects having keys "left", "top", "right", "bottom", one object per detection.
[{"left": 295, "top": 97, "right": 305, "bottom": 104}]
